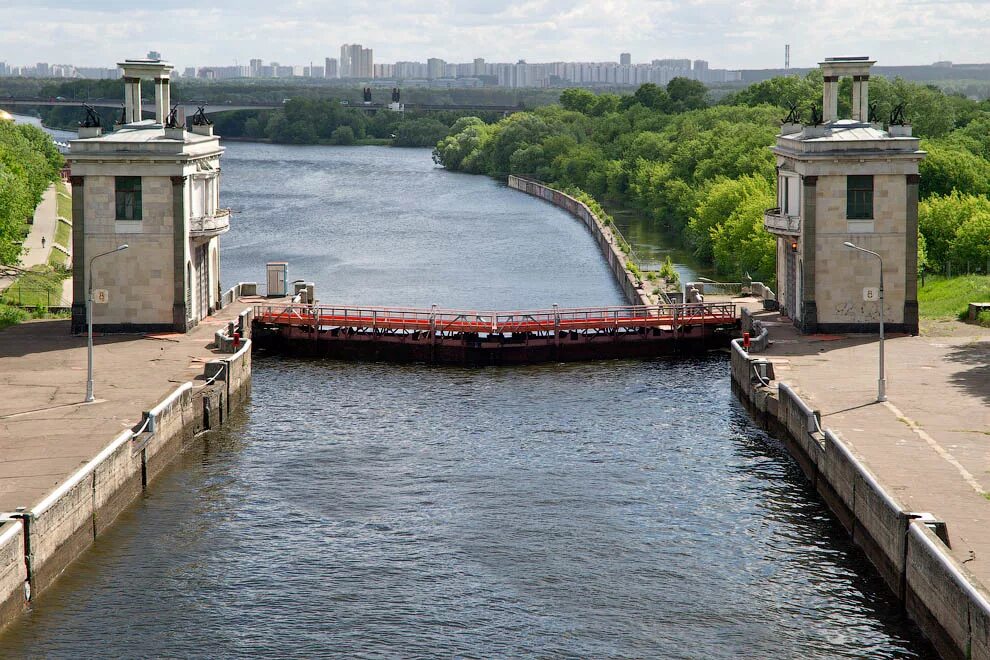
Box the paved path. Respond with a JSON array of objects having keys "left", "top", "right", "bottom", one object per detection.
[
  {"left": 0, "top": 185, "right": 59, "bottom": 297},
  {"left": 0, "top": 301, "right": 252, "bottom": 512},
  {"left": 756, "top": 312, "right": 990, "bottom": 586}
]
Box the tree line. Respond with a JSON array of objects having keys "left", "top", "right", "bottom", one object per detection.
[
  {"left": 433, "top": 74, "right": 990, "bottom": 283},
  {"left": 0, "top": 121, "right": 63, "bottom": 265}
]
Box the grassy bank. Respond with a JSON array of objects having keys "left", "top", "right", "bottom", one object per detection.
[
  {"left": 918, "top": 275, "right": 990, "bottom": 325},
  {"left": 0, "top": 265, "right": 70, "bottom": 308}
]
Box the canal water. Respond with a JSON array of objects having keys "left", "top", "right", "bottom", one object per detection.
[{"left": 1, "top": 139, "right": 931, "bottom": 657}]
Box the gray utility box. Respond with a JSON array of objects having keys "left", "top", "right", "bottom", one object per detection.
[{"left": 266, "top": 262, "right": 288, "bottom": 298}]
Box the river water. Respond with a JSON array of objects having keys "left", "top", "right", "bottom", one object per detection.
[{"left": 0, "top": 138, "right": 931, "bottom": 657}]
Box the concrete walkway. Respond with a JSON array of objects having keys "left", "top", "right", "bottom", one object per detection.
[
  {"left": 0, "top": 302, "right": 252, "bottom": 512},
  {"left": 755, "top": 312, "right": 990, "bottom": 587}
]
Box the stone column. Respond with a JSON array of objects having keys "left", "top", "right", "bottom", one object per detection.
[
  {"left": 800, "top": 175, "right": 818, "bottom": 333},
  {"left": 69, "top": 176, "right": 87, "bottom": 334},
  {"left": 171, "top": 176, "right": 190, "bottom": 331},
  {"left": 858, "top": 75, "right": 870, "bottom": 122},
  {"left": 851, "top": 77, "right": 862, "bottom": 121},
  {"left": 904, "top": 174, "right": 920, "bottom": 334},
  {"left": 851, "top": 75, "right": 870, "bottom": 122},
  {"left": 125, "top": 77, "right": 143, "bottom": 123},
  {"left": 822, "top": 77, "right": 839, "bottom": 123},
  {"left": 154, "top": 77, "right": 170, "bottom": 124}
]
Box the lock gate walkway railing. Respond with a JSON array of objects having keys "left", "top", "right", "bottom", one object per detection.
[{"left": 252, "top": 302, "right": 740, "bottom": 365}]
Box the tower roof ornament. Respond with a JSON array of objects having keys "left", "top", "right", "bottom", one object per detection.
[
  {"left": 190, "top": 106, "right": 212, "bottom": 126},
  {"left": 79, "top": 103, "right": 101, "bottom": 128}
]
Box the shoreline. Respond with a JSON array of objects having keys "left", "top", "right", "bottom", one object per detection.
[
  {"left": 731, "top": 311, "right": 990, "bottom": 660},
  {"left": 0, "top": 289, "right": 256, "bottom": 635}
]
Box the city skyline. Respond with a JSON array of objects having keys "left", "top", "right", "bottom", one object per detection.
[{"left": 3, "top": 0, "right": 989, "bottom": 71}]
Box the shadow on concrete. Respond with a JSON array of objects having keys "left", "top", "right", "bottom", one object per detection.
[
  {"left": 0, "top": 319, "right": 151, "bottom": 358},
  {"left": 750, "top": 311, "right": 882, "bottom": 358},
  {"left": 821, "top": 401, "right": 881, "bottom": 417},
  {"left": 945, "top": 340, "right": 990, "bottom": 406}
]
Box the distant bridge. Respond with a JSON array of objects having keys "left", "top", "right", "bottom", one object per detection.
[
  {"left": 0, "top": 97, "right": 525, "bottom": 116},
  {"left": 0, "top": 98, "right": 279, "bottom": 115}
]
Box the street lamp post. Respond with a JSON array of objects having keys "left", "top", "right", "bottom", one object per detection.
[
  {"left": 843, "top": 241, "right": 885, "bottom": 402},
  {"left": 86, "top": 244, "right": 128, "bottom": 403}
]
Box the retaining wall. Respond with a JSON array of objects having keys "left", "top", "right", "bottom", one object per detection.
[
  {"left": 732, "top": 337, "right": 990, "bottom": 659},
  {"left": 0, "top": 522, "right": 24, "bottom": 629},
  {"left": 507, "top": 176, "right": 650, "bottom": 306},
  {"left": 0, "top": 326, "right": 252, "bottom": 635}
]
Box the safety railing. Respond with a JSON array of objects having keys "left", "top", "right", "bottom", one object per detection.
[{"left": 254, "top": 302, "right": 737, "bottom": 335}]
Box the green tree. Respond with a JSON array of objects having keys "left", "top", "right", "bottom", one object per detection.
[
  {"left": 919, "top": 139, "right": 990, "bottom": 198},
  {"left": 666, "top": 77, "right": 708, "bottom": 112},
  {"left": 622, "top": 83, "right": 669, "bottom": 111},
  {"left": 919, "top": 191, "right": 990, "bottom": 270},
  {"left": 331, "top": 125, "right": 355, "bottom": 145},
  {"left": 952, "top": 209, "right": 990, "bottom": 270},
  {"left": 394, "top": 118, "right": 449, "bottom": 147},
  {"left": 687, "top": 175, "right": 774, "bottom": 261},
  {"left": 560, "top": 88, "right": 598, "bottom": 114},
  {"left": 710, "top": 188, "right": 777, "bottom": 282}
]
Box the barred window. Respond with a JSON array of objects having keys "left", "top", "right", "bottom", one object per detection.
[
  {"left": 115, "top": 176, "right": 142, "bottom": 220},
  {"left": 846, "top": 175, "right": 873, "bottom": 220}
]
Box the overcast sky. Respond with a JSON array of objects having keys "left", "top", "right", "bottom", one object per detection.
[{"left": 2, "top": 0, "right": 988, "bottom": 70}]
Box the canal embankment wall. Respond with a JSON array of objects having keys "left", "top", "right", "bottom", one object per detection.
[
  {"left": 0, "top": 298, "right": 255, "bottom": 634},
  {"left": 507, "top": 176, "right": 651, "bottom": 307},
  {"left": 731, "top": 324, "right": 990, "bottom": 660}
]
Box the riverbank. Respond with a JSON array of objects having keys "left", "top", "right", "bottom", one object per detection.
[
  {"left": 508, "top": 176, "right": 656, "bottom": 306},
  {"left": 0, "top": 291, "right": 256, "bottom": 633},
  {"left": 732, "top": 312, "right": 990, "bottom": 660}
]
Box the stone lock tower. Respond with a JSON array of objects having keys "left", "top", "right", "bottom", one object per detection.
[
  {"left": 68, "top": 57, "right": 228, "bottom": 333},
  {"left": 763, "top": 56, "right": 926, "bottom": 334}
]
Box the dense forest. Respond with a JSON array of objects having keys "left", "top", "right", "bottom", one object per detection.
[
  {"left": 433, "top": 73, "right": 990, "bottom": 283},
  {"left": 0, "top": 120, "right": 63, "bottom": 265}
]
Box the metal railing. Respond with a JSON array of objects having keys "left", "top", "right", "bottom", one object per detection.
[{"left": 254, "top": 302, "right": 737, "bottom": 335}]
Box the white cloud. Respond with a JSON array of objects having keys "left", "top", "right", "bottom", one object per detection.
[{"left": 1, "top": 0, "right": 987, "bottom": 69}]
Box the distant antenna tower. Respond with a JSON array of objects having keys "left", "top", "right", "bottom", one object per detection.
[{"left": 785, "top": 44, "right": 791, "bottom": 70}]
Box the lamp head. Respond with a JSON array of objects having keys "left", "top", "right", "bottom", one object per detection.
[
  {"left": 117, "top": 244, "right": 129, "bottom": 251},
  {"left": 843, "top": 241, "right": 857, "bottom": 249}
]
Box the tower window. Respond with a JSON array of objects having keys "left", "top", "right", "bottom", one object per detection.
[
  {"left": 846, "top": 175, "right": 873, "bottom": 220},
  {"left": 115, "top": 176, "right": 142, "bottom": 220}
]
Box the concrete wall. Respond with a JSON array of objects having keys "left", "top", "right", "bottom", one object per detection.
[
  {"left": 507, "top": 176, "right": 650, "bottom": 306},
  {"left": 731, "top": 339, "right": 990, "bottom": 659},
  {"left": 0, "top": 522, "right": 25, "bottom": 630},
  {"left": 0, "top": 324, "right": 253, "bottom": 634},
  {"left": 906, "top": 521, "right": 990, "bottom": 660}
]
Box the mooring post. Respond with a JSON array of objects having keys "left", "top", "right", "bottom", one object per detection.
[{"left": 553, "top": 304, "right": 561, "bottom": 347}]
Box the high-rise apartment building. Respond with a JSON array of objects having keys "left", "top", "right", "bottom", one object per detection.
[
  {"left": 325, "top": 57, "right": 338, "bottom": 78},
  {"left": 427, "top": 58, "right": 446, "bottom": 79},
  {"left": 620, "top": 52, "right": 631, "bottom": 65},
  {"left": 249, "top": 58, "right": 263, "bottom": 77},
  {"left": 340, "top": 44, "right": 373, "bottom": 78}
]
